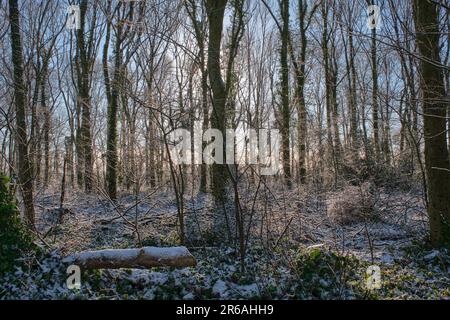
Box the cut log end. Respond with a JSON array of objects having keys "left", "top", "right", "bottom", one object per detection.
[{"left": 63, "top": 246, "right": 197, "bottom": 270}]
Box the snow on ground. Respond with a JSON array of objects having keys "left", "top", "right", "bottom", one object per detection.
[{"left": 0, "top": 184, "right": 448, "bottom": 299}]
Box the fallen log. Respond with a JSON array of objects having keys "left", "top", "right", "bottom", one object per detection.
[{"left": 63, "top": 246, "right": 196, "bottom": 269}]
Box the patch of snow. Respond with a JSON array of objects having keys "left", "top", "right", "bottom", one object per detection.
[
  {"left": 143, "top": 289, "right": 155, "bottom": 300},
  {"left": 319, "top": 279, "right": 330, "bottom": 287},
  {"left": 126, "top": 270, "right": 150, "bottom": 285},
  {"left": 63, "top": 248, "right": 139, "bottom": 264},
  {"left": 149, "top": 272, "right": 168, "bottom": 285},
  {"left": 63, "top": 246, "right": 192, "bottom": 265},
  {"left": 142, "top": 246, "right": 191, "bottom": 259},
  {"left": 182, "top": 292, "right": 194, "bottom": 300},
  {"left": 380, "top": 253, "right": 394, "bottom": 265},
  {"left": 235, "top": 283, "right": 259, "bottom": 298},
  {"left": 212, "top": 280, "right": 227, "bottom": 297},
  {"left": 423, "top": 250, "right": 439, "bottom": 261},
  {"left": 307, "top": 244, "right": 325, "bottom": 250}
]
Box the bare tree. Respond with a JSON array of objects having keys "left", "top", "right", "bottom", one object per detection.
[
  {"left": 412, "top": 0, "right": 450, "bottom": 246},
  {"left": 8, "top": 0, "right": 35, "bottom": 227}
]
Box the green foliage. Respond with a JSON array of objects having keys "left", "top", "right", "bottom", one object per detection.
[
  {"left": 141, "top": 231, "right": 181, "bottom": 247},
  {"left": 292, "top": 247, "right": 367, "bottom": 299},
  {"left": 0, "top": 173, "right": 35, "bottom": 275}
]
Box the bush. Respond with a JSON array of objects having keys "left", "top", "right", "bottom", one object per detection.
[
  {"left": 0, "top": 173, "right": 35, "bottom": 275},
  {"left": 327, "top": 182, "right": 376, "bottom": 225},
  {"left": 292, "top": 247, "right": 366, "bottom": 299},
  {"left": 342, "top": 154, "right": 416, "bottom": 191}
]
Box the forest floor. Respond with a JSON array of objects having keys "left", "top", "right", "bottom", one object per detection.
[{"left": 0, "top": 183, "right": 449, "bottom": 300}]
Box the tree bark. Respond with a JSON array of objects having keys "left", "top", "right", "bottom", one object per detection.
[
  {"left": 76, "top": 0, "right": 94, "bottom": 193},
  {"left": 369, "top": 0, "right": 380, "bottom": 159},
  {"left": 63, "top": 247, "right": 197, "bottom": 269},
  {"left": 185, "top": 0, "right": 210, "bottom": 193},
  {"left": 9, "top": 0, "right": 35, "bottom": 227},
  {"left": 206, "top": 0, "right": 228, "bottom": 200},
  {"left": 321, "top": 2, "right": 340, "bottom": 181},
  {"left": 280, "top": 0, "right": 291, "bottom": 187},
  {"left": 413, "top": 0, "right": 450, "bottom": 246},
  {"left": 41, "top": 49, "right": 51, "bottom": 188},
  {"left": 342, "top": 14, "right": 358, "bottom": 155},
  {"left": 103, "top": 4, "right": 119, "bottom": 200}
]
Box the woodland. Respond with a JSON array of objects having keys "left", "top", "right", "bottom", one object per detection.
[{"left": 0, "top": 0, "right": 449, "bottom": 300}]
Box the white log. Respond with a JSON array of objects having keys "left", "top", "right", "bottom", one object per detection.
[{"left": 63, "top": 246, "right": 196, "bottom": 269}]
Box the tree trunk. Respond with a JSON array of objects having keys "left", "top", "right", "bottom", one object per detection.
[
  {"left": 9, "top": 0, "right": 35, "bottom": 227},
  {"left": 321, "top": 2, "right": 339, "bottom": 181},
  {"left": 342, "top": 18, "right": 358, "bottom": 155},
  {"left": 413, "top": 0, "right": 450, "bottom": 246},
  {"left": 331, "top": 48, "right": 342, "bottom": 172},
  {"left": 280, "top": 0, "right": 291, "bottom": 187},
  {"left": 41, "top": 50, "right": 51, "bottom": 188},
  {"left": 296, "top": 1, "right": 309, "bottom": 184},
  {"left": 77, "top": 0, "right": 94, "bottom": 193},
  {"left": 369, "top": 0, "right": 380, "bottom": 159},
  {"left": 185, "top": 0, "right": 211, "bottom": 193},
  {"left": 291, "top": 0, "right": 317, "bottom": 184},
  {"left": 63, "top": 247, "right": 196, "bottom": 269},
  {"left": 206, "top": 0, "right": 228, "bottom": 200},
  {"left": 103, "top": 9, "right": 119, "bottom": 200}
]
